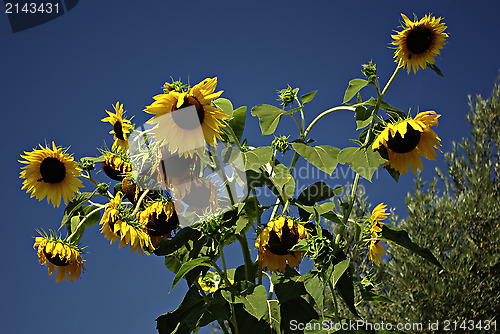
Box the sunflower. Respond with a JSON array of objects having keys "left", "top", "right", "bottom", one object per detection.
[
  {"left": 99, "top": 192, "right": 153, "bottom": 255},
  {"left": 255, "top": 216, "right": 310, "bottom": 273},
  {"left": 372, "top": 111, "right": 442, "bottom": 175},
  {"left": 392, "top": 13, "right": 448, "bottom": 74},
  {"left": 102, "top": 102, "right": 133, "bottom": 153},
  {"left": 19, "top": 141, "right": 83, "bottom": 208},
  {"left": 144, "top": 77, "right": 230, "bottom": 157},
  {"left": 33, "top": 232, "right": 86, "bottom": 283},
  {"left": 198, "top": 271, "right": 233, "bottom": 293},
  {"left": 368, "top": 203, "right": 388, "bottom": 265},
  {"left": 101, "top": 151, "right": 132, "bottom": 181},
  {"left": 180, "top": 178, "right": 219, "bottom": 213},
  {"left": 154, "top": 145, "right": 197, "bottom": 197},
  {"left": 138, "top": 200, "right": 180, "bottom": 247}
]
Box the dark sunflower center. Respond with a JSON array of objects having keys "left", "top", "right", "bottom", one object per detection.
[
  {"left": 266, "top": 222, "right": 299, "bottom": 256},
  {"left": 113, "top": 121, "right": 125, "bottom": 140},
  {"left": 43, "top": 250, "right": 70, "bottom": 266},
  {"left": 386, "top": 124, "right": 421, "bottom": 154},
  {"left": 406, "top": 26, "right": 434, "bottom": 55},
  {"left": 147, "top": 211, "right": 179, "bottom": 236},
  {"left": 39, "top": 157, "right": 66, "bottom": 183},
  {"left": 171, "top": 96, "right": 205, "bottom": 130},
  {"left": 182, "top": 183, "right": 213, "bottom": 208}
]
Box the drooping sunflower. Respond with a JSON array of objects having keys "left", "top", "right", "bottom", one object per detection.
[
  {"left": 138, "top": 200, "right": 180, "bottom": 247},
  {"left": 19, "top": 141, "right": 83, "bottom": 208},
  {"left": 99, "top": 192, "right": 153, "bottom": 255},
  {"left": 255, "top": 216, "right": 310, "bottom": 273},
  {"left": 33, "top": 232, "right": 86, "bottom": 283},
  {"left": 368, "top": 203, "right": 388, "bottom": 265},
  {"left": 180, "top": 178, "right": 219, "bottom": 213},
  {"left": 101, "top": 151, "right": 132, "bottom": 181},
  {"left": 101, "top": 102, "right": 133, "bottom": 153},
  {"left": 154, "top": 145, "right": 197, "bottom": 197},
  {"left": 144, "top": 77, "right": 230, "bottom": 157},
  {"left": 372, "top": 111, "right": 442, "bottom": 175},
  {"left": 392, "top": 13, "right": 448, "bottom": 74}
]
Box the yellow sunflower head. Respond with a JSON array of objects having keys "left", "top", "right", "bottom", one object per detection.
[
  {"left": 367, "top": 203, "right": 388, "bottom": 265},
  {"left": 138, "top": 200, "right": 180, "bottom": 246},
  {"left": 33, "top": 232, "right": 86, "bottom": 283},
  {"left": 19, "top": 141, "right": 83, "bottom": 208},
  {"left": 372, "top": 111, "right": 442, "bottom": 175},
  {"left": 154, "top": 145, "right": 198, "bottom": 196},
  {"left": 255, "top": 216, "right": 310, "bottom": 273},
  {"left": 392, "top": 13, "right": 448, "bottom": 74},
  {"left": 101, "top": 151, "right": 132, "bottom": 181},
  {"left": 144, "top": 78, "right": 230, "bottom": 157},
  {"left": 101, "top": 102, "right": 133, "bottom": 153},
  {"left": 99, "top": 192, "right": 153, "bottom": 255},
  {"left": 198, "top": 271, "right": 233, "bottom": 294}
]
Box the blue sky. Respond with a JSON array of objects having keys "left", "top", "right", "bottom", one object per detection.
[{"left": 1, "top": 1, "right": 499, "bottom": 333}]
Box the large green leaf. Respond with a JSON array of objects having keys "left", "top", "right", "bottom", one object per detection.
[
  {"left": 281, "top": 297, "right": 319, "bottom": 334},
  {"left": 426, "top": 61, "right": 445, "bottom": 77},
  {"left": 251, "top": 104, "right": 286, "bottom": 135},
  {"left": 269, "top": 164, "right": 296, "bottom": 201},
  {"left": 156, "top": 286, "right": 204, "bottom": 334},
  {"left": 381, "top": 224, "right": 443, "bottom": 268},
  {"left": 230, "top": 106, "right": 247, "bottom": 142},
  {"left": 233, "top": 304, "right": 273, "bottom": 334},
  {"left": 171, "top": 257, "right": 213, "bottom": 290},
  {"left": 365, "top": 97, "right": 406, "bottom": 119},
  {"left": 296, "top": 181, "right": 337, "bottom": 206},
  {"left": 333, "top": 253, "right": 359, "bottom": 317},
  {"left": 271, "top": 267, "right": 306, "bottom": 303},
  {"left": 337, "top": 147, "right": 386, "bottom": 181},
  {"left": 221, "top": 283, "right": 268, "bottom": 321},
  {"left": 330, "top": 258, "right": 349, "bottom": 287},
  {"left": 302, "top": 270, "right": 325, "bottom": 310},
  {"left": 343, "top": 78, "right": 369, "bottom": 103},
  {"left": 263, "top": 299, "right": 281, "bottom": 333},
  {"left": 214, "top": 98, "right": 234, "bottom": 117},
  {"left": 291, "top": 143, "right": 340, "bottom": 175},
  {"left": 243, "top": 146, "right": 273, "bottom": 172},
  {"left": 67, "top": 205, "right": 102, "bottom": 244}
]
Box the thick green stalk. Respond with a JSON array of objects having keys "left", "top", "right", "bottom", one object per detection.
[{"left": 236, "top": 234, "right": 254, "bottom": 282}]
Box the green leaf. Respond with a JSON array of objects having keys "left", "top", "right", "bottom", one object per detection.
[
  {"left": 269, "top": 164, "right": 295, "bottom": 201},
  {"left": 242, "top": 146, "right": 273, "bottom": 172},
  {"left": 291, "top": 143, "right": 340, "bottom": 175},
  {"left": 221, "top": 284, "right": 268, "bottom": 320},
  {"left": 384, "top": 165, "right": 400, "bottom": 183},
  {"left": 333, "top": 254, "right": 359, "bottom": 317},
  {"left": 301, "top": 90, "right": 318, "bottom": 104},
  {"left": 302, "top": 270, "right": 325, "bottom": 309},
  {"left": 60, "top": 191, "right": 97, "bottom": 229},
  {"left": 355, "top": 106, "right": 374, "bottom": 130},
  {"left": 271, "top": 267, "right": 306, "bottom": 303},
  {"left": 426, "top": 61, "right": 444, "bottom": 77},
  {"left": 233, "top": 304, "right": 272, "bottom": 334},
  {"left": 171, "top": 256, "right": 213, "bottom": 290},
  {"left": 251, "top": 104, "right": 286, "bottom": 135},
  {"left": 263, "top": 299, "right": 281, "bottom": 333},
  {"left": 280, "top": 297, "right": 318, "bottom": 333},
  {"left": 67, "top": 205, "right": 102, "bottom": 244},
  {"left": 214, "top": 98, "right": 233, "bottom": 117},
  {"left": 304, "top": 320, "right": 330, "bottom": 334},
  {"left": 360, "top": 289, "right": 394, "bottom": 304},
  {"left": 381, "top": 224, "right": 443, "bottom": 268},
  {"left": 337, "top": 147, "right": 387, "bottom": 181},
  {"left": 330, "top": 259, "right": 349, "bottom": 287},
  {"left": 365, "top": 98, "right": 406, "bottom": 119},
  {"left": 235, "top": 196, "right": 258, "bottom": 235},
  {"left": 343, "top": 79, "right": 369, "bottom": 103},
  {"left": 297, "top": 181, "right": 337, "bottom": 206},
  {"left": 156, "top": 286, "right": 204, "bottom": 334},
  {"left": 230, "top": 106, "right": 247, "bottom": 142}
]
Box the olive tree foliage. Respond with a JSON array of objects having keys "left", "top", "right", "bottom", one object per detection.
[{"left": 360, "top": 74, "right": 500, "bottom": 325}]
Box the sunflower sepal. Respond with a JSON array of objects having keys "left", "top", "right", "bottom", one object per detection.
[{"left": 426, "top": 61, "right": 445, "bottom": 77}]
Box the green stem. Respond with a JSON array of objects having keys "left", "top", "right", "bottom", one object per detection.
[
  {"left": 209, "top": 145, "right": 236, "bottom": 207},
  {"left": 269, "top": 151, "right": 300, "bottom": 220},
  {"left": 131, "top": 189, "right": 149, "bottom": 217},
  {"left": 66, "top": 205, "right": 104, "bottom": 243},
  {"left": 328, "top": 278, "right": 340, "bottom": 323},
  {"left": 212, "top": 257, "right": 239, "bottom": 334},
  {"left": 252, "top": 188, "right": 264, "bottom": 286},
  {"left": 291, "top": 114, "right": 303, "bottom": 134},
  {"left": 82, "top": 172, "right": 113, "bottom": 199},
  {"left": 236, "top": 234, "right": 254, "bottom": 282},
  {"left": 218, "top": 321, "right": 230, "bottom": 334},
  {"left": 304, "top": 106, "right": 356, "bottom": 138}
]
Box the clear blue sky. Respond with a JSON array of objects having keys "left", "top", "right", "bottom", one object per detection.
[{"left": 1, "top": 1, "right": 499, "bottom": 333}]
